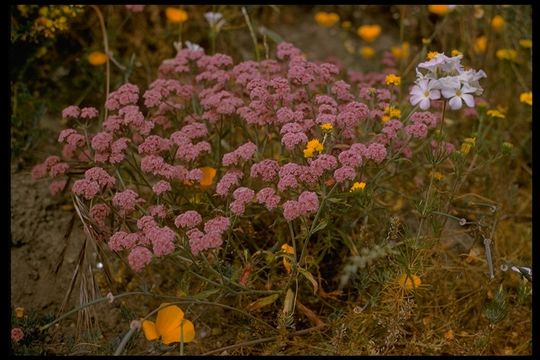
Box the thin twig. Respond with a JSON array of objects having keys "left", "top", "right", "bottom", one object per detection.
[{"left": 90, "top": 5, "right": 110, "bottom": 122}]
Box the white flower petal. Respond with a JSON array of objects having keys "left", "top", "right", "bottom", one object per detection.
[
  {"left": 429, "top": 89, "right": 441, "bottom": 100},
  {"left": 420, "top": 98, "right": 431, "bottom": 110},
  {"left": 448, "top": 96, "right": 463, "bottom": 110},
  {"left": 441, "top": 89, "right": 456, "bottom": 99},
  {"left": 462, "top": 94, "right": 475, "bottom": 107}
]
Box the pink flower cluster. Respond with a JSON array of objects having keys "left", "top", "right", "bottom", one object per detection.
[
  {"left": 230, "top": 187, "right": 255, "bottom": 215},
  {"left": 222, "top": 142, "right": 257, "bottom": 166},
  {"left": 175, "top": 210, "right": 202, "bottom": 229},
  {"left": 282, "top": 191, "right": 320, "bottom": 221},
  {"left": 187, "top": 216, "right": 231, "bottom": 255},
  {"left": 72, "top": 167, "right": 115, "bottom": 200},
  {"left": 112, "top": 189, "right": 143, "bottom": 215},
  {"left": 216, "top": 170, "right": 243, "bottom": 196}
]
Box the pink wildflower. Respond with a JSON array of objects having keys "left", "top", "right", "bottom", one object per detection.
[
  {"left": 334, "top": 166, "right": 356, "bottom": 183},
  {"left": 152, "top": 180, "right": 172, "bottom": 195},
  {"left": 222, "top": 142, "right": 257, "bottom": 166},
  {"left": 113, "top": 189, "right": 142, "bottom": 215},
  {"left": 72, "top": 179, "right": 100, "bottom": 200},
  {"left": 62, "top": 105, "right": 80, "bottom": 119},
  {"left": 11, "top": 328, "right": 24, "bottom": 343},
  {"left": 49, "top": 179, "right": 67, "bottom": 196},
  {"left": 90, "top": 203, "right": 110, "bottom": 227},
  {"left": 175, "top": 210, "right": 203, "bottom": 229},
  {"left": 128, "top": 246, "right": 153, "bottom": 272}
]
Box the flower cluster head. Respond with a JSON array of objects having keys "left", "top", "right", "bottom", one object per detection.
[{"left": 410, "top": 53, "right": 486, "bottom": 110}]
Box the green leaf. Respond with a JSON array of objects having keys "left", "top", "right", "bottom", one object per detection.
[
  {"left": 298, "top": 267, "right": 318, "bottom": 295},
  {"left": 246, "top": 293, "right": 280, "bottom": 312},
  {"left": 193, "top": 288, "right": 220, "bottom": 300},
  {"left": 310, "top": 220, "right": 328, "bottom": 235},
  {"left": 258, "top": 26, "right": 283, "bottom": 44}
]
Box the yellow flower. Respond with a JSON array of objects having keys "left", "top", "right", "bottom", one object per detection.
[
  {"left": 320, "top": 123, "right": 333, "bottom": 132},
  {"left": 87, "top": 51, "right": 107, "bottom": 66},
  {"left": 519, "top": 39, "right": 532, "bottom": 49},
  {"left": 487, "top": 109, "right": 505, "bottom": 119},
  {"left": 428, "top": 5, "right": 450, "bottom": 16},
  {"left": 496, "top": 48, "right": 517, "bottom": 62},
  {"left": 391, "top": 42, "right": 410, "bottom": 59},
  {"left": 451, "top": 49, "right": 462, "bottom": 57},
  {"left": 341, "top": 20, "right": 352, "bottom": 30},
  {"left": 303, "top": 139, "right": 324, "bottom": 158},
  {"left": 460, "top": 143, "right": 472, "bottom": 155},
  {"left": 15, "top": 307, "right": 25, "bottom": 319},
  {"left": 429, "top": 171, "right": 445, "bottom": 181},
  {"left": 281, "top": 244, "right": 295, "bottom": 273},
  {"left": 397, "top": 274, "right": 422, "bottom": 290},
  {"left": 520, "top": 91, "right": 532, "bottom": 106},
  {"left": 383, "top": 106, "right": 401, "bottom": 120},
  {"left": 473, "top": 36, "right": 487, "bottom": 54},
  {"left": 357, "top": 24, "right": 381, "bottom": 43},
  {"left": 142, "top": 303, "right": 195, "bottom": 345},
  {"left": 314, "top": 11, "right": 340, "bottom": 28},
  {"left": 360, "top": 46, "right": 375, "bottom": 59},
  {"left": 491, "top": 15, "right": 505, "bottom": 32},
  {"left": 350, "top": 181, "right": 366, "bottom": 192},
  {"left": 385, "top": 74, "right": 401, "bottom": 86},
  {"left": 422, "top": 38, "right": 431, "bottom": 45},
  {"left": 426, "top": 51, "right": 439, "bottom": 60},
  {"left": 199, "top": 167, "right": 217, "bottom": 188},
  {"left": 166, "top": 7, "right": 188, "bottom": 23}
]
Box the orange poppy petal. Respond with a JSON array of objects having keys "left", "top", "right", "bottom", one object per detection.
[
  {"left": 155, "top": 303, "right": 184, "bottom": 336},
  {"left": 142, "top": 320, "right": 159, "bottom": 341},
  {"left": 161, "top": 319, "right": 196, "bottom": 345},
  {"left": 180, "top": 319, "right": 196, "bottom": 343}
]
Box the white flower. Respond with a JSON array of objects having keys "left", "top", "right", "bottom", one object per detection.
[
  {"left": 441, "top": 82, "right": 476, "bottom": 110},
  {"left": 410, "top": 79, "right": 441, "bottom": 110},
  {"left": 419, "top": 53, "right": 463, "bottom": 75},
  {"left": 185, "top": 41, "right": 203, "bottom": 51},
  {"left": 205, "top": 12, "right": 226, "bottom": 32},
  {"left": 458, "top": 69, "right": 487, "bottom": 95}
]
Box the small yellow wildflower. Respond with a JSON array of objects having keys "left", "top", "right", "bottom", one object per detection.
[
  {"left": 430, "top": 171, "right": 445, "bottom": 181},
  {"left": 350, "top": 181, "right": 366, "bottom": 192},
  {"left": 496, "top": 48, "right": 518, "bottom": 62},
  {"left": 460, "top": 143, "right": 472, "bottom": 155},
  {"left": 426, "top": 51, "right": 439, "bottom": 60},
  {"left": 520, "top": 91, "right": 532, "bottom": 106},
  {"left": 391, "top": 42, "right": 410, "bottom": 59},
  {"left": 320, "top": 123, "right": 333, "bottom": 132},
  {"left": 491, "top": 15, "right": 505, "bottom": 32},
  {"left": 487, "top": 109, "right": 506, "bottom": 119},
  {"left": 384, "top": 106, "right": 401, "bottom": 120},
  {"left": 422, "top": 38, "right": 431, "bottom": 45},
  {"left": 166, "top": 7, "right": 188, "bottom": 23},
  {"left": 451, "top": 49, "right": 462, "bottom": 57},
  {"left": 357, "top": 24, "right": 381, "bottom": 43},
  {"left": 15, "top": 307, "right": 25, "bottom": 319},
  {"left": 199, "top": 167, "right": 217, "bottom": 188},
  {"left": 428, "top": 5, "right": 450, "bottom": 16},
  {"left": 501, "top": 142, "right": 513, "bottom": 155},
  {"left": 281, "top": 244, "right": 295, "bottom": 273},
  {"left": 460, "top": 137, "right": 476, "bottom": 155},
  {"left": 473, "top": 36, "right": 487, "bottom": 54},
  {"left": 341, "top": 20, "right": 352, "bottom": 30},
  {"left": 385, "top": 74, "right": 401, "bottom": 86},
  {"left": 519, "top": 39, "right": 532, "bottom": 49},
  {"left": 142, "top": 304, "right": 195, "bottom": 345},
  {"left": 397, "top": 274, "right": 422, "bottom": 290},
  {"left": 360, "top": 46, "right": 375, "bottom": 59},
  {"left": 303, "top": 139, "right": 324, "bottom": 158},
  {"left": 88, "top": 51, "right": 107, "bottom": 66},
  {"left": 314, "top": 11, "right": 340, "bottom": 27}
]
